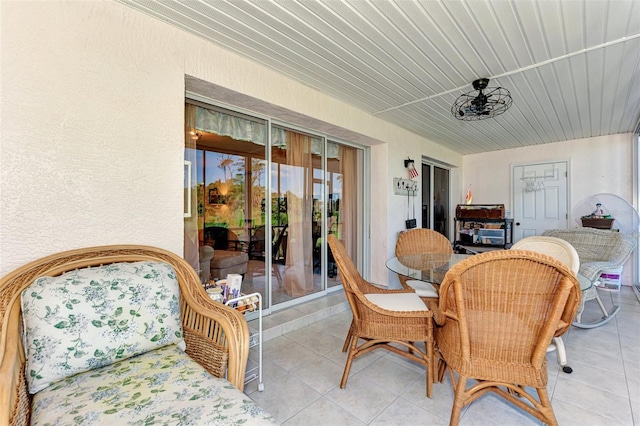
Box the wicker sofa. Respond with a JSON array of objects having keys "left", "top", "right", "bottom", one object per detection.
[
  {"left": 0, "top": 245, "right": 275, "bottom": 425},
  {"left": 542, "top": 228, "right": 636, "bottom": 327}
]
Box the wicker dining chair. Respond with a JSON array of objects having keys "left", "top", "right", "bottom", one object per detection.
[
  {"left": 511, "top": 236, "right": 581, "bottom": 373},
  {"left": 327, "top": 235, "right": 436, "bottom": 397},
  {"left": 395, "top": 229, "right": 453, "bottom": 308},
  {"left": 435, "top": 250, "right": 581, "bottom": 425}
]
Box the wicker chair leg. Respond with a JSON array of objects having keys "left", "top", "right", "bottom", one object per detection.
[
  {"left": 426, "top": 335, "right": 434, "bottom": 398},
  {"left": 340, "top": 339, "right": 358, "bottom": 389},
  {"left": 437, "top": 357, "right": 447, "bottom": 383},
  {"left": 450, "top": 375, "right": 468, "bottom": 426},
  {"left": 537, "top": 387, "right": 558, "bottom": 426},
  {"left": 342, "top": 320, "right": 354, "bottom": 353}
]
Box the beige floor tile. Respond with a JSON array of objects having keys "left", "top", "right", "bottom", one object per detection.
[
  {"left": 552, "top": 378, "right": 633, "bottom": 425},
  {"left": 323, "top": 345, "right": 385, "bottom": 376},
  {"left": 556, "top": 358, "right": 629, "bottom": 398},
  {"left": 249, "top": 375, "right": 322, "bottom": 424},
  {"left": 266, "top": 341, "right": 323, "bottom": 372},
  {"left": 283, "top": 324, "right": 321, "bottom": 342},
  {"left": 290, "top": 356, "right": 344, "bottom": 394},
  {"left": 358, "top": 356, "right": 424, "bottom": 395},
  {"left": 325, "top": 374, "right": 400, "bottom": 423},
  {"left": 457, "top": 395, "right": 538, "bottom": 426},
  {"left": 553, "top": 399, "right": 628, "bottom": 426},
  {"left": 247, "top": 288, "right": 639, "bottom": 425},
  {"left": 560, "top": 344, "right": 625, "bottom": 376},
  {"left": 632, "top": 398, "right": 640, "bottom": 425},
  {"left": 399, "top": 374, "right": 456, "bottom": 421},
  {"left": 282, "top": 397, "right": 365, "bottom": 426},
  {"left": 292, "top": 329, "right": 346, "bottom": 356},
  {"left": 369, "top": 396, "right": 448, "bottom": 425}
]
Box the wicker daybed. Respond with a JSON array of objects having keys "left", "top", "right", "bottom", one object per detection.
[{"left": 0, "top": 245, "right": 275, "bottom": 425}]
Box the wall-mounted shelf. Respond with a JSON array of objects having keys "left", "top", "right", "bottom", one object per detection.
[{"left": 393, "top": 178, "right": 418, "bottom": 196}]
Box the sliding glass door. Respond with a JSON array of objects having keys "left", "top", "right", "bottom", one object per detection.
[{"left": 185, "top": 100, "right": 365, "bottom": 311}]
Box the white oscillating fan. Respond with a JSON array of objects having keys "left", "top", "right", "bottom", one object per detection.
[{"left": 573, "top": 193, "right": 639, "bottom": 236}]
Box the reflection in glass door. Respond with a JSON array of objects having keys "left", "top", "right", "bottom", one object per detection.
[
  {"left": 270, "top": 126, "right": 319, "bottom": 303},
  {"left": 324, "top": 141, "right": 364, "bottom": 288},
  {"left": 185, "top": 100, "right": 365, "bottom": 310},
  {"left": 184, "top": 102, "right": 270, "bottom": 307},
  {"left": 421, "top": 163, "right": 450, "bottom": 239}
]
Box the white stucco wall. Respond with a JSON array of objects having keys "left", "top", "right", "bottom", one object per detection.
[
  {"left": 461, "top": 134, "right": 633, "bottom": 207},
  {"left": 462, "top": 133, "right": 635, "bottom": 285},
  {"left": 0, "top": 0, "right": 462, "bottom": 281}
]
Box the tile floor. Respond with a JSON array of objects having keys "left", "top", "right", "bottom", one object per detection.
[{"left": 243, "top": 286, "right": 640, "bottom": 425}]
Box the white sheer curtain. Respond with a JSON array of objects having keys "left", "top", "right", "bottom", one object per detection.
[
  {"left": 338, "top": 144, "right": 358, "bottom": 259},
  {"left": 273, "top": 127, "right": 338, "bottom": 157},
  {"left": 283, "top": 131, "right": 315, "bottom": 297}
]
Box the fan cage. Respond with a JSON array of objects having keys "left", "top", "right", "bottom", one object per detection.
[{"left": 451, "top": 87, "right": 513, "bottom": 121}]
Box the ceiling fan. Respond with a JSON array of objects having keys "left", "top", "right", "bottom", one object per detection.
[{"left": 451, "top": 78, "right": 513, "bottom": 121}]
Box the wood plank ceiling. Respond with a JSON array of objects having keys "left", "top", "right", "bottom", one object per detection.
[{"left": 120, "top": 0, "right": 640, "bottom": 155}]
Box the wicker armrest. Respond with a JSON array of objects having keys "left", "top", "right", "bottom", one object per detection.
[{"left": 179, "top": 280, "right": 250, "bottom": 390}]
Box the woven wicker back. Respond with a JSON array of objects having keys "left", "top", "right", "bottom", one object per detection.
[
  {"left": 395, "top": 228, "right": 453, "bottom": 257},
  {"left": 437, "top": 250, "right": 580, "bottom": 371},
  {"left": 327, "top": 235, "right": 362, "bottom": 303},
  {"left": 327, "top": 235, "right": 397, "bottom": 319},
  {"left": 394, "top": 229, "right": 452, "bottom": 291},
  {"left": 542, "top": 228, "right": 636, "bottom": 266}
]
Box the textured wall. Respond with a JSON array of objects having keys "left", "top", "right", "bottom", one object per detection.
[
  {"left": 1, "top": 1, "right": 462, "bottom": 281},
  {"left": 462, "top": 133, "right": 635, "bottom": 285},
  {"left": 1, "top": 2, "right": 186, "bottom": 274},
  {"left": 462, "top": 133, "right": 633, "bottom": 207}
]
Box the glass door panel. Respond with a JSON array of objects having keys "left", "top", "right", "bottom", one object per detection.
[
  {"left": 325, "top": 141, "right": 364, "bottom": 288},
  {"left": 270, "top": 125, "right": 321, "bottom": 303},
  {"left": 420, "top": 163, "right": 450, "bottom": 239},
  {"left": 184, "top": 102, "right": 270, "bottom": 308}
]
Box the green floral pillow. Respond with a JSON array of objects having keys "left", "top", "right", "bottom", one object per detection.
[{"left": 21, "top": 260, "right": 184, "bottom": 394}]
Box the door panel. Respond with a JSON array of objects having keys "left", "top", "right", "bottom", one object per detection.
[{"left": 512, "top": 162, "right": 568, "bottom": 241}]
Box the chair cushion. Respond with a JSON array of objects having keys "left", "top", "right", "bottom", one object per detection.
[
  {"left": 365, "top": 292, "right": 429, "bottom": 312},
  {"left": 211, "top": 250, "right": 249, "bottom": 268},
  {"left": 31, "top": 344, "right": 276, "bottom": 425},
  {"left": 21, "top": 261, "right": 184, "bottom": 394},
  {"left": 406, "top": 280, "right": 439, "bottom": 298}
]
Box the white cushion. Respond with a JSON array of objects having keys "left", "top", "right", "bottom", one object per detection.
[
  {"left": 406, "top": 280, "right": 439, "bottom": 298},
  {"left": 365, "top": 292, "right": 428, "bottom": 312},
  {"left": 21, "top": 261, "right": 184, "bottom": 394}
]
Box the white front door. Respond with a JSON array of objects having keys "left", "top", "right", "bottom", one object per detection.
[{"left": 512, "top": 162, "right": 569, "bottom": 241}]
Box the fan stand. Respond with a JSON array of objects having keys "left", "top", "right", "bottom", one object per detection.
[
  {"left": 572, "top": 276, "right": 620, "bottom": 329},
  {"left": 570, "top": 193, "right": 639, "bottom": 323}
]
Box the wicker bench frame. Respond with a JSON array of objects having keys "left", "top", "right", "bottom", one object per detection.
[
  {"left": 542, "top": 228, "right": 636, "bottom": 328},
  {"left": 0, "top": 245, "right": 250, "bottom": 426}
]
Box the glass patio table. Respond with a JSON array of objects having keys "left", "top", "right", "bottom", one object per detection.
[
  {"left": 387, "top": 252, "right": 612, "bottom": 328},
  {"left": 385, "top": 253, "right": 471, "bottom": 286}
]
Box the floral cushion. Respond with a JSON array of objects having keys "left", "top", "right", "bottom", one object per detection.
[
  {"left": 21, "top": 261, "right": 184, "bottom": 393},
  {"left": 31, "top": 344, "right": 277, "bottom": 425}
]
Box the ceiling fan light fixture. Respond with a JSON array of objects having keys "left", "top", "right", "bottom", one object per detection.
[{"left": 451, "top": 78, "right": 513, "bottom": 121}]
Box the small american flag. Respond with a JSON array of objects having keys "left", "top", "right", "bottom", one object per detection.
[{"left": 409, "top": 166, "right": 419, "bottom": 179}]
